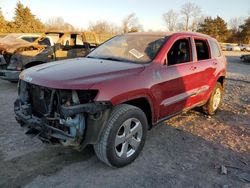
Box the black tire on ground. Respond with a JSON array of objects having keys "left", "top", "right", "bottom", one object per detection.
[
  {"left": 94, "top": 104, "right": 148, "bottom": 167},
  {"left": 9, "top": 81, "right": 18, "bottom": 83},
  {"left": 202, "top": 82, "right": 223, "bottom": 115}
]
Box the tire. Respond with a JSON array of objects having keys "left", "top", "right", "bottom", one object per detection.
[
  {"left": 243, "top": 57, "right": 247, "bottom": 62},
  {"left": 9, "top": 81, "right": 18, "bottom": 83},
  {"left": 202, "top": 82, "right": 223, "bottom": 115},
  {"left": 94, "top": 104, "right": 148, "bottom": 167}
]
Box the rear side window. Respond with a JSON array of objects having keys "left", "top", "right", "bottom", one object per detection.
[
  {"left": 195, "top": 39, "right": 210, "bottom": 61},
  {"left": 21, "top": 36, "right": 39, "bottom": 43},
  {"left": 209, "top": 40, "right": 221, "bottom": 58},
  {"left": 38, "top": 38, "right": 51, "bottom": 46},
  {"left": 167, "top": 38, "right": 191, "bottom": 66}
]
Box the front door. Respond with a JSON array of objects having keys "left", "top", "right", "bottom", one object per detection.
[{"left": 156, "top": 36, "right": 204, "bottom": 119}]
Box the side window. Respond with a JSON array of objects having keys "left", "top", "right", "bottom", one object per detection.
[
  {"left": 21, "top": 36, "right": 39, "bottom": 43},
  {"left": 209, "top": 40, "right": 221, "bottom": 58},
  {"left": 167, "top": 38, "right": 191, "bottom": 66},
  {"left": 38, "top": 38, "right": 51, "bottom": 46},
  {"left": 195, "top": 39, "right": 210, "bottom": 60}
]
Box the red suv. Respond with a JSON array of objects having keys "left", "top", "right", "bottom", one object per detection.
[{"left": 14, "top": 32, "right": 227, "bottom": 167}]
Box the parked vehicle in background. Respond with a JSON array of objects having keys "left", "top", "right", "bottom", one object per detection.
[
  {"left": 15, "top": 32, "right": 227, "bottom": 167},
  {"left": 220, "top": 44, "right": 227, "bottom": 51},
  {"left": 240, "top": 54, "right": 250, "bottom": 62},
  {"left": 239, "top": 44, "right": 250, "bottom": 51},
  {"left": 0, "top": 32, "right": 95, "bottom": 82},
  {"left": 245, "top": 46, "right": 250, "bottom": 52},
  {"left": 226, "top": 44, "right": 241, "bottom": 51},
  {"left": 225, "top": 44, "right": 232, "bottom": 51}
]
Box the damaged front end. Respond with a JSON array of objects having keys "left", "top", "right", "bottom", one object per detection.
[
  {"left": 0, "top": 40, "right": 45, "bottom": 81},
  {"left": 14, "top": 80, "right": 111, "bottom": 150},
  {"left": 0, "top": 52, "right": 23, "bottom": 81}
]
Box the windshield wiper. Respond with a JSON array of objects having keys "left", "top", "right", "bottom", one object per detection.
[
  {"left": 86, "top": 56, "right": 96, "bottom": 59},
  {"left": 87, "top": 56, "right": 124, "bottom": 62},
  {"left": 86, "top": 56, "right": 137, "bottom": 63},
  {"left": 97, "top": 57, "right": 124, "bottom": 62}
]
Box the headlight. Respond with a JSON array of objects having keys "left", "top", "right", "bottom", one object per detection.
[
  {"left": 60, "top": 90, "right": 98, "bottom": 106},
  {"left": 7, "top": 57, "right": 22, "bottom": 70},
  {"left": 76, "top": 90, "right": 98, "bottom": 103}
]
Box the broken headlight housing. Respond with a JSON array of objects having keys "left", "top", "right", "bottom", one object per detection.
[
  {"left": 76, "top": 90, "right": 98, "bottom": 104},
  {"left": 7, "top": 57, "right": 22, "bottom": 71},
  {"left": 60, "top": 90, "right": 98, "bottom": 110}
]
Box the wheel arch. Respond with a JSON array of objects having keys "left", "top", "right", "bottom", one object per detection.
[
  {"left": 122, "top": 97, "right": 154, "bottom": 129},
  {"left": 217, "top": 75, "right": 226, "bottom": 89}
]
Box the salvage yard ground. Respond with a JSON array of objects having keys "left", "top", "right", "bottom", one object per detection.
[{"left": 0, "top": 51, "right": 249, "bottom": 188}]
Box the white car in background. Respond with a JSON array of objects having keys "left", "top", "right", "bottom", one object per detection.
[
  {"left": 228, "top": 45, "right": 241, "bottom": 51},
  {"left": 245, "top": 46, "right": 250, "bottom": 52},
  {"left": 239, "top": 44, "right": 250, "bottom": 51}
]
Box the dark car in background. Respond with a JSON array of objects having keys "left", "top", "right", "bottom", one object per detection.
[{"left": 240, "top": 54, "right": 250, "bottom": 62}]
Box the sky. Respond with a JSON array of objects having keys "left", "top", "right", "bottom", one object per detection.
[{"left": 0, "top": 0, "right": 249, "bottom": 31}]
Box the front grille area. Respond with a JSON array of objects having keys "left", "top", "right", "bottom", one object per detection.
[
  {"left": 19, "top": 80, "right": 71, "bottom": 118},
  {"left": 30, "top": 85, "right": 52, "bottom": 116},
  {"left": 18, "top": 80, "right": 55, "bottom": 117}
]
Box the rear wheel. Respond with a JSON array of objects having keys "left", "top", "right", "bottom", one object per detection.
[
  {"left": 94, "top": 104, "right": 147, "bottom": 167},
  {"left": 202, "top": 82, "right": 223, "bottom": 115}
]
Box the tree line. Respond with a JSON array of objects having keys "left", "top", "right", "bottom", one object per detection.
[
  {"left": 0, "top": 2, "right": 141, "bottom": 34},
  {"left": 0, "top": 1, "right": 249, "bottom": 43},
  {"left": 162, "top": 2, "right": 250, "bottom": 44}
]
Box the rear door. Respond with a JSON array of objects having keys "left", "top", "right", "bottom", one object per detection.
[{"left": 191, "top": 37, "right": 217, "bottom": 102}]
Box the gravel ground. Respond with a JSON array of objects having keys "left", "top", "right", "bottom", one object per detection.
[{"left": 0, "top": 51, "right": 249, "bottom": 188}]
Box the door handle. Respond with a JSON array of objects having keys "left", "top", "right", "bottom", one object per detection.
[{"left": 189, "top": 66, "right": 197, "bottom": 71}]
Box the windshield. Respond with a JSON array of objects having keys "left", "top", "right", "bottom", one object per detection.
[{"left": 87, "top": 34, "right": 167, "bottom": 64}]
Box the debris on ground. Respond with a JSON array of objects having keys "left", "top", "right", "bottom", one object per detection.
[{"left": 220, "top": 165, "right": 228, "bottom": 175}]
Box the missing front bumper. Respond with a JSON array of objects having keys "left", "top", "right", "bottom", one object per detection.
[{"left": 14, "top": 99, "right": 112, "bottom": 150}]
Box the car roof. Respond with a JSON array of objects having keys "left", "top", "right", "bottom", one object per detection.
[
  {"left": 125, "top": 31, "right": 214, "bottom": 40},
  {"left": 45, "top": 31, "right": 81, "bottom": 35}
]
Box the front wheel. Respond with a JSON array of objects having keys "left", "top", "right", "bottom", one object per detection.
[
  {"left": 202, "top": 82, "right": 223, "bottom": 115},
  {"left": 94, "top": 104, "right": 148, "bottom": 167}
]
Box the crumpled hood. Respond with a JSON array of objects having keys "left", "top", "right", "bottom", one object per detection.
[
  {"left": 20, "top": 57, "right": 145, "bottom": 90},
  {"left": 0, "top": 38, "right": 29, "bottom": 52},
  {"left": 0, "top": 38, "right": 43, "bottom": 53}
]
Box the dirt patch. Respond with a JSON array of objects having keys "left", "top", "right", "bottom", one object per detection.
[
  {"left": 0, "top": 51, "right": 249, "bottom": 188},
  {"left": 167, "top": 79, "right": 250, "bottom": 153}
]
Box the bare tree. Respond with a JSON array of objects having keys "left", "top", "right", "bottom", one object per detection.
[
  {"left": 46, "top": 17, "right": 74, "bottom": 31},
  {"left": 88, "top": 20, "right": 119, "bottom": 34},
  {"left": 181, "top": 2, "right": 201, "bottom": 31},
  {"left": 163, "top": 9, "right": 179, "bottom": 31},
  {"left": 228, "top": 17, "right": 244, "bottom": 32},
  {"left": 176, "top": 23, "right": 185, "bottom": 31},
  {"left": 190, "top": 9, "right": 202, "bottom": 31},
  {"left": 122, "top": 13, "right": 142, "bottom": 33}
]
